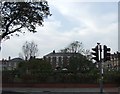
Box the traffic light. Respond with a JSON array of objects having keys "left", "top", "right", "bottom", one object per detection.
[
  {"left": 92, "top": 45, "right": 99, "bottom": 62},
  {"left": 104, "top": 45, "right": 111, "bottom": 61}
]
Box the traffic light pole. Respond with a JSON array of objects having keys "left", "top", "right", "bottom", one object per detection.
[
  {"left": 100, "top": 60, "right": 103, "bottom": 94},
  {"left": 98, "top": 44, "right": 103, "bottom": 94},
  {"left": 92, "top": 43, "right": 111, "bottom": 94}
]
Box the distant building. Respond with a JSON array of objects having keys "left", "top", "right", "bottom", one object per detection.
[
  {"left": 43, "top": 50, "right": 78, "bottom": 69},
  {"left": 1, "top": 57, "right": 24, "bottom": 70},
  {"left": 103, "top": 52, "right": 120, "bottom": 71}
]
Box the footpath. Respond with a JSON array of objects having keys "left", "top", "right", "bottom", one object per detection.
[{"left": 2, "top": 84, "right": 120, "bottom": 94}]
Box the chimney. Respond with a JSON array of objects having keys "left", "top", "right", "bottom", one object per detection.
[
  {"left": 53, "top": 50, "right": 55, "bottom": 54},
  {"left": 8, "top": 56, "right": 11, "bottom": 61}
]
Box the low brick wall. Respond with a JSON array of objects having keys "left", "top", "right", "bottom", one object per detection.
[{"left": 2, "top": 83, "right": 118, "bottom": 88}]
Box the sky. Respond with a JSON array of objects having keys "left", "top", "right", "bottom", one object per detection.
[{"left": 0, "top": 0, "right": 119, "bottom": 60}]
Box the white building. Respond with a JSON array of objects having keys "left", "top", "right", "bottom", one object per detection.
[{"left": 1, "top": 57, "right": 23, "bottom": 70}]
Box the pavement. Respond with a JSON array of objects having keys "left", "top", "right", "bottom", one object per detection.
[{"left": 1, "top": 87, "right": 119, "bottom": 93}]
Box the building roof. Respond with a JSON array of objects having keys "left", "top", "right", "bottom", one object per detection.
[
  {"left": 9, "top": 58, "right": 23, "bottom": 62},
  {"left": 44, "top": 50, "right": 80, "bottom": 57}
]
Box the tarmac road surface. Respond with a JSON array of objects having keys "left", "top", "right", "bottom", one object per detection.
[{"left": 1, "top": 87, "right": 119, "bottom": 94}]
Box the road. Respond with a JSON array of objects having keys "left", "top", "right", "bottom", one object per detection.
[{"left": 2, "top": 87, "right": 119, "bottom": 94}]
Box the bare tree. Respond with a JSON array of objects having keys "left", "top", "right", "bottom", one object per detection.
[
  {"left": 60, "top": 41, "right": 84, "bottom": 53},
  {"left": 18, "top": 52, "right": 24, "bottom": 60},
  {"left": 22, "top": 41, "right": 38, "bottom": 60},
  {"left": 69, "top": 41, "right": 83, "bottom": 53},
  {"left": 83, "top": 49, "right": 92, "bottom": 60}
]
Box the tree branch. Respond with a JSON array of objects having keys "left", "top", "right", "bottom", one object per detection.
[
  {"left": 2, "top": 11, "right": 21, "bottom": 39},
  {"left": 7, "top": 25, "right": 23, "bottom": 35},
  {"left": 2, "top": 25, "right": 23, "bottom": 38}
]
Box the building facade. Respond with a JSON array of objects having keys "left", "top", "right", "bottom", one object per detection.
[
  {"left": 43, "top": 50, "right": 76, "bottom": 69},
  {"left": 103, "top": 52, "right": 120, "bottom": 71},
  {"left": 1, "top": 57, "right": 23, "bottom": 70}
]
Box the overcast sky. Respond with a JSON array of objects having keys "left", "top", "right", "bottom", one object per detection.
[{"left": 0, "top": 0, "right": 119, "bottom": 60}]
